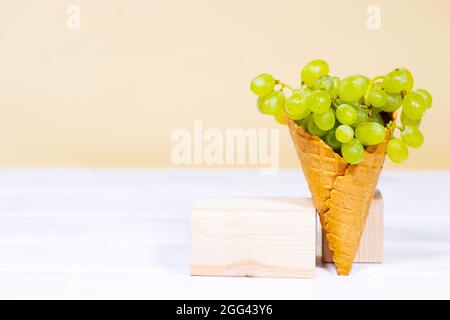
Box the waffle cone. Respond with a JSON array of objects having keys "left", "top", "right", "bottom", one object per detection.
[{"left": 287, "top": 119, "right": 388, "bottom": 275}]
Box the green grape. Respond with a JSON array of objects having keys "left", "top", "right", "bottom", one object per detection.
[
  {"left": 285, "top": 92, "right": 311, "bottom": 120},
  {"left": 397, "top": 67, "right": 414, "bottom": 91},
  {"left": 355, "top": 122, "right": 386, "bottom": 146},
  {"left": 387, "top": 138, "right": 409, "bottom": 163},
  {"left": 301, "top": 59, "right": 329, "bottom": 88},
  {"left": 401, "top": 125, "right": 424, "bottom": 148},
  {"left": 307, "top": 90, "right": 331, "bottom": 114},
  {"left": 307, "top": 116, "right": 327, "bottom": 137},
  {"left": 382, "top": 69, "right": 411, "bottom": 93},
  {"left": 414, "top": 88, "right": 432, "bottom": 109},
  {"left": 325, "top": 129, "right": 341, "bottom": 150},
  {"left": 314, "top": 75, "right": 334, "bottom": 92},
  {"left": 329, "top": 77, "right": 340, "bottom": 98},
  {"left": 372, "top": 82, "right": 383, "bottom": 90},
  {"left": 335, "top": 124, "right": 354, "bottom": 143},
  {"left": 370, "top": 110, "right": 384, "bottom": 125},
  {"left": 313, "top": 109, "right": 335, "bottom": 131},
  {"left": 351, "top": 106, "right": 369, "bottom": 127},
  {"left": 338, "top": 75, "right": 369, "bottom": 102},
  {"left": 336, "top": 104, "right": 357, "bottom": 125},
  {"left": 400, "top": 111, "right": 421, "bottom": 127},
  {"left": 259, "top": 90, "right": 286, "bottom": 115},
  {"left": 341, "top": 138, "right": 365, "bottom": 164},
  {"left": 250, "top": 73, "right": 276, "bottom": 96},
  {"left": 257, "top": 96, "right": 266, "bottom": 114},
  {"left": 402, "top": 91, "right": 426, "bottom": 120},
  {"left": 273, "top": 108, "right": 286, "bottom": 125},
  {"left": 369, "top": 88, "right": 388, "bottom": 108},
  {"left": 381, "top": 93, "right": 402, "bottom": 112}
]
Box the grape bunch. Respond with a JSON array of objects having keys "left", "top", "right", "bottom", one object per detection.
[{"left": 250, "top": 59, "right": 432, "bottom": 164}]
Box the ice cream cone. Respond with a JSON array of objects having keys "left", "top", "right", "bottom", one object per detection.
[{"left": 287, "top": 119, "right": 389, "bottom": 275}]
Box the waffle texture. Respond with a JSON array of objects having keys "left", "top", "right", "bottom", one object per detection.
[{"left": 287, "top": 119, "right": 388, "bottom": 275}]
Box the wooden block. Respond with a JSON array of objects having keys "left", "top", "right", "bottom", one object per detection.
[
  {"left": 322, "top": 190, "right": 383, "bottom": 263},
  {"left": 190, "top": 197, "right": 316, "bottom": 278}
]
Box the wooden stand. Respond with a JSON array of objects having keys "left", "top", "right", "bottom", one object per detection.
[
  {"left": 190, "top": 197, "right": 316, "bottom": 278},
  {"left": 322, "top": 190, "right": 383, "bottom": 263}
]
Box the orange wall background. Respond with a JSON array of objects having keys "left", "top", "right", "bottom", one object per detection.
[{"left": 1, "top": 0, "right": 449, "bottom": 169}]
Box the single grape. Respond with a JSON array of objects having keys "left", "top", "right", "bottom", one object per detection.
[
  {"left": 397, "top": 67, "right": 414, "bottom": 91},
  {"left": 285, "top": 92, "right": 311, "bottom": 120},
  {"left": 259, "top": 90, "right": 286, "bottom": 115},
  {"left": 257, "top": 96, "right": 266, "bottom": 114},
  {"left": 307, "top": 116, "right": 327, "bottom": 137},
  {"left": 325, "top": 129, "right": 341, "bottom": 150},
  {"left": 355, "top": 122, "right": 386, "bottom": 146},
  {"left": 382, "top": 69, "right": 411, "bottom": 93},
  {"left": 335, "top": 124, "right": 354, "bottom": 143},
  {"left": 414, "top": 88, "right": 432, "bottom": 109},
  {"left": 381, "top": 93, "right": 402, "bottom": 112},
  {"left": 387, "top": 138, "right": 409, "bottom": 163},
  {"left": 274, "top": 112, "right": 286, "bottom": 125},
  {"left": 313, "top": 109, "right": 335, "bottom": 131},
  {"left": 301, "top": 59, "right": 329, "bottom": 88},
  {"left": 307, "top": 90, "right": 331, "bottom": 114},
  {"left": 402, "top": 91, "right": 426, "bottom": 120},
  {"left": 314, "top": 75, "right": 334, "bottom": 93},
  {"left": 250, "top": 73, "right": 276, "bottom": 96},
  {"left": 336, "top": 104, "right": 357, "bottom": 125},
  {"left": 329, "top": 77, "right": 340, "bottom": 99},
  {"left": 401, "top": 125, "right": 424, "bottom": 148},
  {"left": 341, "top": 138, "right": 365, "bottom": 164},
  {"left": 351, "top": 106, "right": 369, "bottom": 127},
  {"left": 338, "top": 75, "right": 369, "bottom": 102},
  {"left": 400, "top": 111, "right": 421, "bottom": 127},
  {"left": 369, "top": 88, "right": 388, "bottom": 108}
]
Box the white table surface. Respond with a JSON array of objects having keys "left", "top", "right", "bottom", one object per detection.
[{"left": 0, "top": 169, "right": 449, "bottom": 300}]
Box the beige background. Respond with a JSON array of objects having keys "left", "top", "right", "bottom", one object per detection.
[{"left": 1, "top": 0, "right": 449, "bottom": 169}]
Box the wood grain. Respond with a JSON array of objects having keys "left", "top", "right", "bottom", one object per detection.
[
  {"left": 191, "top": 197, "right": 316, "bottom": 278},
  {"left": 322, "top": 190, "right": 383, "bottom": 263}
]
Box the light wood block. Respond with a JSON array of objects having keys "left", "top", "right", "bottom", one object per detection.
[
  {"left": 322, "top": 190, "right": 383, "bottom": 263},
  {"left": 190, "top": 197, "right": 316, "bottom": 278}
]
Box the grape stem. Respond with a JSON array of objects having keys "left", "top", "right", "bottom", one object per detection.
[
  {"left": 387, "top": 121, "right": 404, "bottom": 137},
  {"left": 387, "top": 121, "right": 395, "bottom": 135},
  {"left": 276, "top": 80, "right": 295, "bottom": 91}
]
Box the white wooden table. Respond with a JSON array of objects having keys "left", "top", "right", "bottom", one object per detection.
[{"left": 0, "top": 169, "right": 449, "bottom": 299}]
